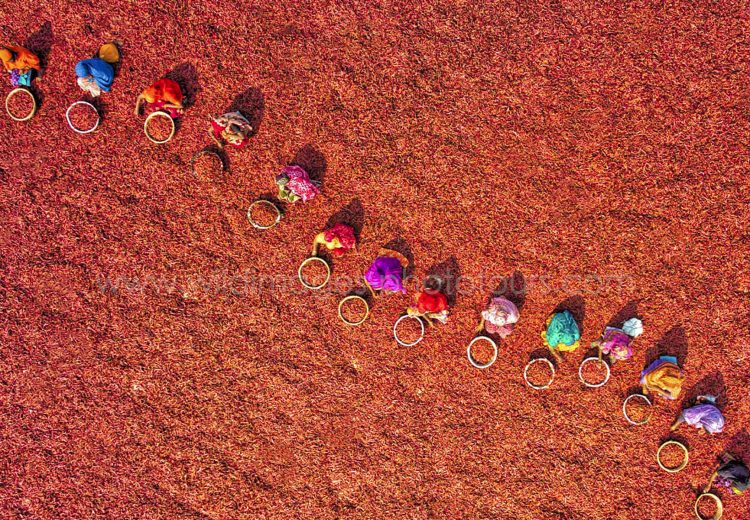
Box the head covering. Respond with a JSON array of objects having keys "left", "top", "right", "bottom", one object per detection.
[
  {"left": 542, "top": 310, "right": 581, "bottom": 352},
  {"left": 481, "top": 297, "right": 519, "bottom": 338},
  {"left": 681, "top": 403, "right": 725, "bottom": 434},
  {"left": 75, "top": 58, "right": 114, "bottom": 92},
  {"left": 276, "top": 165, "right": 320, "bottom": 203},
  {"left": 595, "top": 327, "right": 633, "bottom": 361},
  {"left": 409, "top": 291, "right": 449, "bottom": 324},
  {"left": 717, "top": 460, "right": 750, "bottom": 494},
  {"left": 315, "top": 223, "right": 356, "bottom": 256},
  {"left": 142, "top": 78, "right": 183, "bottom": 105},
  {"left": 212, "top": 111, "right": 252, "bottom": 147},
  {"left": 98, "top": 43, "right": 120, "bottom": 64},
  {"left": 640, "top": 356, "right": 684, "bottom": 399},
  {"left": 416, "top": 291, "right": 448, "bottom": 314},
  {"left": 365, "top": 256, "right": 405, "bottom": 293},
  {"left": 622, "top": 317, "right": 644, "bottom": 337}
]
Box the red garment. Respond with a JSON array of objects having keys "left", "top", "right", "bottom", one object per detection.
[
  {"left": 323, "top": 223, "right": 356, "bottom": 256},
  {"left": 142, "top": 78, "right": 183, "bottom": 105},
  {"left": 211, "top": 120, "right": 248, "bottom": 148},
  {"left": 146, "top": 100, "right": 181, "bottom": 119},
  {"left": 416, "top": 291, "right": 448, "bottom": 313}
]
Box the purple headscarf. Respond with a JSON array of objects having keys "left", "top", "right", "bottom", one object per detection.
[
  {"left": 365, "top": 256, "right": 405, "bottom": 293},
  {"left": 681, "top": 403, "right": 725, "bottom": 434}
]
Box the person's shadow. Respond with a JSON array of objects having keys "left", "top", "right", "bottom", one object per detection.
[
  {"left": 382, "top": 237, "right": 414, "bottom": 280},
  {"left": 23, "top": 22, "right": 53, "bottom": 106},
  {"left": 645, "top": 325, "right": 689, "bottom": 367},
  {"left": 490, "top": 270, "right": 526, "bottom": 311},
  {"left": 425, "top": 257, "right": 461, "bottom": 306},
  {"left": 605, "top": 300, "right": 640, "bottom": 329},
  {"left": 553, "top": 295, "right": 586, "bottom": 334},
  {"left": 682, "top": 372, "right": 728, "bottom": 410},
  {"left": 325, "top": 199, "right": 365, "bottom": 241},
  {"left": 88, "top": 96, "right": 107, "bottom": 125},
  {"left": 228, "top": 87, "right": 265, "bottom": 136},
  {"left": 165, "top": 63, "right": 201, "bottom": 108},
  {"left": 24, "top": 22, "right": 53, "bottom": 72},
  {"left": 726, "top": 429, "right": 750, "bottom": 462},
  {"left": 292, "top": 145, "right": 326, "bottom": 188}
]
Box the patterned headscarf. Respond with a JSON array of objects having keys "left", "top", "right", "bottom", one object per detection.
[
  {"left": 481, "top": 297, "right": 519, "bottom": 338},
  {"left": 276, "top": 165, "right": 320, "bottom": 203}
]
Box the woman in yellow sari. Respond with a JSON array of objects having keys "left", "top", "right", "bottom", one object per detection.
[{"left": 640, "top": 356, "right": 685, "bottom": 399}]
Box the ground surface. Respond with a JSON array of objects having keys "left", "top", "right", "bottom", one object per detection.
[{"left": 1, "top": 1, "right": 750, "bottom": 518}]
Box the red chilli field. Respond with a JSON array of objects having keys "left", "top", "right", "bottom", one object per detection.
[{"left": 1, "top": 2, "right": 749, "bottom": 518}]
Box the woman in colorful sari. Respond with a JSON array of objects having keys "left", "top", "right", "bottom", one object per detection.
[
  {"left": 75, "top": 59, "right": 114, "bottom": 97},
  {"left": 705, "top": 453, "right": 749, "bottom": 495},
  {"left": 407, "top": 289, "right": 449, "bottom": 326},
  {"left": 75, "top": 43, "right": 119, "bottom": 97},
  {"left": 542, "top": 310, "right": 581, "bottom": 361},
  {"left": 209, "top": 111, "right": 253, "bottom": 149},
  {"left": 478, "top": 296, "right": 519, "bottom": 338},
  {"left": 134, "top": 78, "right": 184, "bottom": 118},
  {"left": 0, "top": 44, "right": 41, "bottom": 87},
  {"left": 640, "top": 355, "right": 685, "bottom": 400},
  {"left": 275, "top": 165, "right": 320, "bottom": 203},
  {"left": 364, "top": 249, "right": 409, "bottom": 296},
  {"left": 311, "top": 223, "right": 356, "bottom": 257},
  {"left": 590, "top": 317, "right": 643, "bottom": 362},
  {"left": 671, "top": 395, "right": 725, "bottom": 434}
]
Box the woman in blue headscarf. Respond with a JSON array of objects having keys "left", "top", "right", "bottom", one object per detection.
[
  {"left": 75, "top": 43, "right": 119, "bottom": 97},
  {"left": 76, "top": 58, "right": 114, "bottom": 97}
]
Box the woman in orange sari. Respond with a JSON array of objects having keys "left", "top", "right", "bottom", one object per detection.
[
  {"left": 134, "top": 78, "right": 183, "bottom": 118},
  {"left": 0, "top": 44, "right": 41, "bottom": 87}
]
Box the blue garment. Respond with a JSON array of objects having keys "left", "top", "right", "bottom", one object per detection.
[
  {"left": 545, "top": 310, "right": 580, "bottom": 347},
  {"left": 75, "top": 58, "right": 114, "bottom": 92},
  {"left": 18, "top": 71, "right": 31, "bottom": 86},
  {"left": 11, "top": 69, "right": 32, "bottom": 87}
]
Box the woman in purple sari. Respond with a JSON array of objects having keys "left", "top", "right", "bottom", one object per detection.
[
  {"left": 671, "top": 395, "right": 725, "bottom": 434},
  {"left": 364, "top": 249, "right": 409, "bottom": 296}
]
